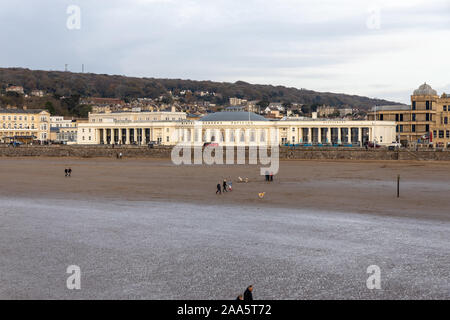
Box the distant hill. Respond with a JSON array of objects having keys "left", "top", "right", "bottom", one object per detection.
[{"left": 0, "top": 67, "right": 402, "bottom": 111}]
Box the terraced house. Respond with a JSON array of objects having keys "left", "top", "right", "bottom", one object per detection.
[
  {"left": 0, "top": 108, "right": 50, "bottom": 143},
  {"left": 368, "top": 83, "right": 450, "bottom": 148}
]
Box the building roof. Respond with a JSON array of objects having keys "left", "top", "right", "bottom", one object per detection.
[
  {"left": 200, "top": 110, "right": 269, "bottom": 122},
  {"left": 369, "top": 105, "right": 410, "bottom": 112},
  {"left": 0, "top": 108, "right": 47, "bottom": 114},
  {"left": 413, "top": 83, "right": 438, "bottom": 96}
]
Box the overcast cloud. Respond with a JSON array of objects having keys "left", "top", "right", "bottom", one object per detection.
[{"left": 1, "top": 0, "right": 449, "bottom": 103}]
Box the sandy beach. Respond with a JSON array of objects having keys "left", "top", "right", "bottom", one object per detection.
[
  {"left": 0, "top": 157, "right": 449, "bottom": 221},
  {"left": 1, "top": 157, "right": 449, "bottom": 299}
]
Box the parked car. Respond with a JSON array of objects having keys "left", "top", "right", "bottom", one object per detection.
[
  {"left": 203, "top": 142, "right": 219, "bottom": 147},
  {"left": 388, "top": 141, "right": 402, "bottom": 150},
  {"left": 366, "top": 141, "right": 381, "bottom": 148},
  {"left": 9, "top": 141, "right": 23, "bottom": 147}
]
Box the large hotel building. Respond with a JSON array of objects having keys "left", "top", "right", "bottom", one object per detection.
[
  {"left": 0, "top": 108, "right": 50, "bottom": 143},
  {"left": 77, "top": 108, "right": 396, "bottom": 147},
  {"left": 368, "top": 83, "right": 450, "bottom": 148}
]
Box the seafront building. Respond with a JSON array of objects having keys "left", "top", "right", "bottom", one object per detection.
[
  {"left": 0, "top": 108, "right": 50, "bottom": 143},
  {"left": 49, "top": 116, "right": 78, "bottom": 144},
  {"left": 77, "top": 108, "right": 396, "bottom": 146},
  {"left": 368, "top": 83, "right": 450, "bottom": 148}
]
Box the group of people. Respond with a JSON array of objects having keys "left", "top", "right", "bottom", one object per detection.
[
  {"left": 265, "top": 172, "right": 274, "bottom": 182},
  {"left": 236, "top": 285, "right": 254, "bottom": 301},
  {"left": 64, "top": 168, "right": 72, "bottom": 177},
  {"left": 216, "top": 179, "right": 232, "bottom": 194}
]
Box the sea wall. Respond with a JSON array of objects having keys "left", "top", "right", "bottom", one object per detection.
[{"left": 1, "top": 145, "right": 450, "bottom": 161}]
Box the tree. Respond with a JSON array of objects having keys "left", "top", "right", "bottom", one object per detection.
[
  {"left": 282, "top": 102, "right": 292, "bottom": 109},
  {"left": 301, "top": 105, "right": 311, "bottom": 115},
  {"left": 257, "top": 100, "right": 269, "bottom": 110},
  {"left": 45, "top": 101, "right": 56, "bottom": 115}
]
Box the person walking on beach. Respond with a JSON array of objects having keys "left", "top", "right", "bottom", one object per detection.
[
  {"left": 64, "top": 168, "right": 68, "bottom": 177},
  {"left": 223, "top": 179, "right": 228, "bottom": 193},
  {"left": 269, "top": 172, "right": 273, "bottom": 182},
  {"left": 68, "top": 168, "right": 72, "bottom": 177},
  {"left": 244, "top": 285, "right": 254, "bottom": 301},
  {"left": 216, "top": 183, "right": 222, "bottom": 194},
  {"left": 228, "top": 181, "right": 232, "bottom": 191}
]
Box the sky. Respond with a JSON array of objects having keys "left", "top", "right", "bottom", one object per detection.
[{"left": 1, "top": 0, "right": 449, "bottom": 104}]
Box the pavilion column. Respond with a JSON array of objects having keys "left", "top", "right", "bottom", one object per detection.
[
  {"left": 358, "top": 127, "right": 362, "bottom": 145},
  {"left": 327, "top": 128, "right": 331, "bottom": 143},
  {"left": 118, "top": 128, "right": 122, "bottom": 144},
  {"left": 338, "top": 127, "right": 342, "bottom": 143},
  {"left": 224, "top": 129, "right": 229, "bottom": 145},
  {"left": 347, "top": 128, "right": 351, "bottom": 143},
  {"left": 103, "top": 128, "right": 107, "bottom": 144},
  {"left": 126, "top": 128, "right": 130, "bottom": 144},
  {"left": 318, "top": 128, "right": 322, "bottom": 143},
  {"left": 308, "top": 128, "right": 312, "bottom": 143},
  {"left": 134, "top": 128, "right": 137, "bottom": 144},
  {"left": 111, "top": 128, "right": 115, "bottom": 144},
  {"left": 141, "top": 128, "right": 147, "bottom": 145}
]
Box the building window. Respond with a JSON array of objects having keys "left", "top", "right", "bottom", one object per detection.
[
  {"left": 412, "top": 114, "right": 416, "bottom": 121},
  {"left": 444, "top": 106, "right": 447, "bottom": 111},
  {"left": 426, "top": 124, "right": 430, "bottom": 132},
  {"left": 447, "top": 131, "right": 450, "bottom": 139},
  {"left": 439, "top": 130, "right": 444, "bottom": 138},
  {"left": 444, "top": 117, "right": 448, "bottom": 125},
  {"left": 426, "top": 101, "right": 430, "bottom": 110},
  {"left": 433, "top": 130, "right": 437, "bottom": 138},
  {"left": 412, "top": 101, "right": 416, "bottom": 110},
  {"left": 395, "top": 114, "right": 399, "bottom": 121},
  {"left": 396, "top": 125, "right": 399, "bottom": 133},
  {"left": 399, "top": 125, "right": 403, "bottom": 132},
  {"left": 379, "top": 114, "right": 384, "bottom": 120},
  {"left": 412, "top": 125, "right": 416, "bottom": 132},
  {"left": 426, "top": 113, "right": 430, "bottom": 121}
]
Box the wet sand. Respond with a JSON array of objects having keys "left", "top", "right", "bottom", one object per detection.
[{"left": 0, "top": 157, "right": 449, "bottom": 221}]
